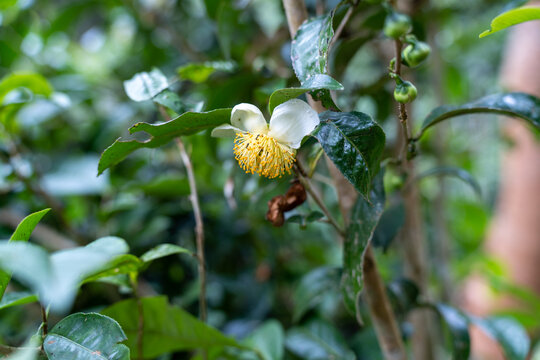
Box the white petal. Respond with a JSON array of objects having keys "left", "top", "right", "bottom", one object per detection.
[
  {"left": 211, "top": 124, "right": 244, "bottom": 138},
  {"left": 231, "top": 103, "right": 268, "bottom": 134},
  {"left": 268, "top": 99, "right": 319, "bottom": 149}
]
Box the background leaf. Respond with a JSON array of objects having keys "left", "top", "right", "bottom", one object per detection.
[
  {"left": 123, "top": 68, "right": 169, "bottom": 102},
  {"left": 0, "top": 291, "right": 38, "bottom": 310},
  {"left": 98, "top": 109, "right": 231, "bottom": 175},
  {"left": 243, "top": 320, "right": 284, "bottom": 360},
  {"left": 313, "top": 111, "right": 385, "bottom": 197},
  {"left": 472, "top": 316, "right": 530, "bottom": 360},
  {"left": 415, "top": 167, "right": 482, "bottom": 198},
  {"left": 479, "top": 6, "right": 540, "bottom": 38},
  {"left": 44, "top": 313, "right": 130, "bottom": 360},
  {"left": 0, "top": 73, "right": 53, "bottom": 103},
  {"left": 178, "top": 61, "right": 236, "bottom": 83},
  {"left": 101, "top": 296, "right": 243, "bottom": 358},
  {"left": 140, "top": 243, "right": 193, "bottom": 263},
  {"left": 416, "top": 92, "right": 540, "bottom": 140},
  {"left": 434, "top": 304, "right": 471, "bottom": 360}
]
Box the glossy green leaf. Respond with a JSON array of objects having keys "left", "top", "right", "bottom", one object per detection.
[
  {"left": 291, "top": 12, "right": 344, "bottom": 110},
  {"left": 123, "top": 68, "right": 169, "bottom": 102},
  {"left": 434, "top": 304, "right": 470, "bottom": 360},
  {"left": 101, "top": 296, "right": 242, "bottom": 358},
  {"left": 178, "top": 61, "right": 236, "bottom": 83},
  {"left": 292, "top": 266, "right": 340, "bottom": 322},
  {"left": 416, "top": 166, "right": 482, "bottom": 198},
  {"left": 415, "top": 92, "right": 540, "bottom": 140},
  {"left": 341, "top": 173, "right": 385, "bottom": 312},
  {"left": 0, "top": 237, "right": 128, "bottom": 312},
  {"left": 268, "top": 74, "right": 344, "bottom": 114},
  {"left": 44, "top": 313, "right": 130, "bottom": 360},
  {"left": 0, "top": 73, "right": 53, "bottom": 103},
  {"left": 0, "top": 291, "right": 38, "bottom": 310},
  {"left": 98, "top": 108, "right": 231, "bottom": 175},
  {"left": 82, "top": 255, "right": 142, "bottom": 284},
  {"left": 387, "top": 279, "right": 419, "bottom": 316},
  {"left": 313, "top": 111, "right": 385, "bottom": 197},
  {"left": 140, "top": 243, "right": 193, "bottom": 263},
  {"left": 285, "top": 319, "right": 355, "bottom": 360},
  {"left": 0, "top": 208, "right": 50, "bottom": 300},
  {"left": 472, "top": 316, "right": 530, "bottom": 360},
  {"left": 480, "top": 6, "right": 540, "bottom": 38},
  {"left": 243, "top": 320, "right": 284, "bottom": 360}
]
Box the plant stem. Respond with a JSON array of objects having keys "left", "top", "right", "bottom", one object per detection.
[
  {"left": 175, "top": 138, "right": 207, "bottom": 324},
  {"left": 295, "top": 163, "right": 346, "bottom": 238},
  {"left": 131, "top": 276, "right": 144, "bottom": 360},
  {"left": 282, "top": 1, "right": 407, "bottom": 359},
  {"left": 41, "top": 305, "right": 48, "bottom": 339}
]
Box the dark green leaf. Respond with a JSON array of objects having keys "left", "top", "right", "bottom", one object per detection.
[
  {"left": 285, "top": 319, "right": 355, "bottom": 360},
  {"left": 140, "top": 243, "right": 193, "bottom": 263},
  {"left": 268, "top": 74, "right": 344, "bottom": 114},
  {"left": 44, "top": 313, "right": 130, "bottom": 360},
  {"left": 123, "top": 68, "right": 169, "bottom": 102},
  {"left": 98, "top": 108, "right": 231, "bottom": 175},
  {"left": 152, "top": 90, "right": 190, "bottom": 115},
  {"left": 416, "top": 92, "right": 540, "bottom": 140},
  {"left": 101, "top": 296, "right": 242, "bottom": 358},
  {"left": 313, "top": 111, "right": 385, "bottom": 197},
  {"left": 292, "top": 266, "right": 340, "bottom": 322},
  {"left": 433, "top": 304, "right": 470, "bottom": 360},
  {"left": 480, "top": 7, "right": 540, "bottom": 38},
  {"left": 472, "top": 316, "right": 530, "bottom": 360},
  {"left": 0, "top": 291, "right": 38, "bottom": 310},
  {"left": 387, "top": 279, "right": 419, "bottom": 316},
  {"left": 243, "top": 320, "right": 284, "bottom": 360},
  {"left": 291, "top": 12, "right": 344, "bottom": 110},
  {"left": 416, "top": 166, "right": 482, "bottom": 198},
  {"left": 178, "top": 61, "right": 236, "bottom": 83},
  {"left": 341, "top": 173, "right": 385, "bottom": 312},
  {"left": 372, "top": 197, "right": 405, "bottom": 252},
  {"left": 0, "top": 208, "right": 50, "bottom": 300},
  {"left": 0, "top": 73, "right": 53, "bottom": 103}
]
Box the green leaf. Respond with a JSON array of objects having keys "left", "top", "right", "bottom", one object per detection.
[
  {"left": 178, "top": 61, "right": 236, "bottom": 83},
  {"left": 387, "top": 279, "right": 419, "bottom": 316},
  {"left": 101, "top": 296, "right": 243, "bottom": 358},
  {"left": 152, "top": 90, "right": 190, "bottom": 115},
  {"left": 44, "top": 313, "right": 130, "bottom": 360},
  {"left": 97, "top": 108, "right": 231, "bottom": 175},
  {"left": 268, "top": 74, "right": 344, "bottom": 114},
  {"left": 123, "top": 68, "right": 169, "bottom": 102},
  {"left": 416, "top": 166, "right": 482, "bottom": 198},
  {"left": 415, "top": 92, "right": 540, "bottom": 140},
  {"left": 472, "top": 316, "right": 530, "bottom": 360},
  {"left": 132, "top": 174, "right": 190, "bottom": 197},
  {"left": 292, "top": 266, "right": 340, "bottom": 322},
  {"left": 341, "top": 173, "right": 385, "bottom": 313},
  {"left": 243, "top": 320, "right": 284, "bottom": 360},
  {"left": 0, "top": 208, "right": 50, "bottom": 301},
  {"left": 291, "top": 11, "right": 344, "bottom": 110},
  {"left": 82, "top": 255, "right": 143, "bottom": 284},
  {"left": 0, "top": 237, "right": 129, "bottom": 312},
  {"left": 313, "top": 111, "right": 385, "bottom": 197},
  {"left": 433, "top": 304, "right": 470, "bottom": 360},
  {"left": 372, "top": 198, "right": 405, "bottom": 252},
  {"left": 285, "top": 319, "right": 355, "bottom": 360},
  {"left": 0, "top": 291, "right": 38, "bottom": 310},
  {"left": 0, "top": 73, "right": 53, "bottom": 103},
  {"left": 140, "top": 243, "right": 193, "bottom": 263},
  {"left": 479, "top": 6, "right": 540, "bottom": 38},
  {"left": 5, "top": 338, "right": 41, "bottom": 360}
]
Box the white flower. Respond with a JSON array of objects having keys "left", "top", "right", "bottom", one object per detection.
[{"left": 211, "top": 99, "right": 319, "bottom": 179}]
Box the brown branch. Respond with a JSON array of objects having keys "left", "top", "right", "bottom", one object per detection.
[{"left": 282, "top": 1, "right": 406, "bottom": 359}]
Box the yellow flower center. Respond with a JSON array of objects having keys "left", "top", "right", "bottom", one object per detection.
[{"left": 233, "top": 132, "right": 295, "bottom": 179}]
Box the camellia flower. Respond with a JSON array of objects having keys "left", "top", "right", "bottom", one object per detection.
[{"left": 211, "top": 99, "right": 319, "bottom": 179}]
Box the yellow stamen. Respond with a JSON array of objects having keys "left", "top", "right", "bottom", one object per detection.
[{"left": 233, "top": 132, "right": 295, "bottom": 179}]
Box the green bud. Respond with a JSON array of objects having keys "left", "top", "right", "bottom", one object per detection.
[
  {"left": 394, "top": 81, "right": 417, "bottom": 103},
  {"left": 383, "top": 12, "right": 412, "bottom": 39},
  {"left": 402, "top": 41, "right": 431, "bottom": 67}
]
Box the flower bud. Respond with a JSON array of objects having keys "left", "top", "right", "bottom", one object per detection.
[
  {"left": 383, "top": 12, "right": 412, "bottom": 39},
  {"left": 394, "top": 81, "right": 417, "bottom": 103},
  {"left": 402, "top": 41, "right": 431, "bottom": 67}
]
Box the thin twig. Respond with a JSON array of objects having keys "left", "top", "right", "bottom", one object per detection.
[
  {"left": 175, "top": 138, "right": 207, "bottom": 324},
  {"left": 131, "top": 276, "right": 144, "bottom": 360},
  {"left": 41, "top": 305, "right": 48, "bottom": 339},
  {"left": 329, "top": 3, "right": 356, "bottom": 51}
]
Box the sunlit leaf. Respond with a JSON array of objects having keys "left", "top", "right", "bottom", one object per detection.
[
  {"left": 479, "top": 6, "right": 540, "bottom": 38},
  {"left": 140, "top": 243, "right": 193, "bottom": 263},
  {"left": 178, "top": 61, "right": 236, "bottom": 83},
  {"left": 123, "top": 68, "right": 169, "bottom": 102},
  {"left": 44, "top": 313, "right": 130, "bottom": 360},
  {"left": 0, "top": 73, "right": 53, "bottom": 103}
]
